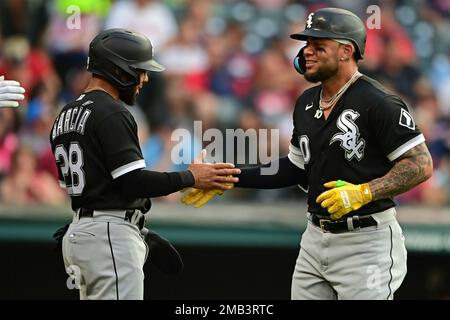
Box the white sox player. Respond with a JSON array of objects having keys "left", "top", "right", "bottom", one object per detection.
[
  {"left": 50, "top": 29, "right": 239, "bottom": 300},
  {"left": 182, "top": 8, "right": 433, "bottom": 300}
]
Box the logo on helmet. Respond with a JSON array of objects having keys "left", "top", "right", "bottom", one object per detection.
[{"left": 306, "top": 13, "right": 314, "bottom": 28}]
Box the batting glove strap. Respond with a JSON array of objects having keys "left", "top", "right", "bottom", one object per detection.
[{"left": 316, "top": 180, "right": 372, "bottom": 220}]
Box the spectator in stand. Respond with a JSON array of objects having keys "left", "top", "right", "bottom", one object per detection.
[
  {"left": 0, "top": 108, "right": 19, "bottom": 178},
  {"left": 105, "top": 0, "right": 177, "bottom": 50},
  {"left": 46, "top": 0, "right": 107, "bottom": 101},
  {"left": 159, "top": 18, "right": 210, "bottom": 94},
  {"left": 20, "top": 82, "right": 60, "bottom": 180},
  {"left": 206, "top": 22, "right": 257, "bottom": 101},
  {"left": 0, "top": 144, "right": 67, "bottom": 206},
  {"left": 0, "top": 36, "right": 60, "bottom": 103}
]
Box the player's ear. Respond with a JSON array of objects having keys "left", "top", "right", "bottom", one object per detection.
[{"left": 340, "top": 43, "right": 354, "bottom": 62}]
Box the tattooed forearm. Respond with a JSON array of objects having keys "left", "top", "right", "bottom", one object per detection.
[{"left": 369, "top": 142, "right": 433, "bottom": 201}]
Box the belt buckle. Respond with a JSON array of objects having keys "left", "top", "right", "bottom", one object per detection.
[{"left": 319, "top": 219, "right": 329, "bottom": 232}]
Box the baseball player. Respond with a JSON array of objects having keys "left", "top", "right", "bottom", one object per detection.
[
  {"left": 50, "top": 28, "right": 240, "bottom": 300},
  {"left": 182, "top": 8, "right": 433, "bottom": 300},
  {"left": 0, "top": 76, "right": 25, "bottom": 108}
]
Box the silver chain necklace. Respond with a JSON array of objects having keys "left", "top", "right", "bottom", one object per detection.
[{"left": 315, "top": 70, "right": 362, "bottom": 119}]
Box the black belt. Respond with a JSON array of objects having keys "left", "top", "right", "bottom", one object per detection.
[
  {"left": 310, "top": 214, "right": 377, "bottom": 233},
  {"left": 78, "top": 208, "right": 136, "bottom": 223}
]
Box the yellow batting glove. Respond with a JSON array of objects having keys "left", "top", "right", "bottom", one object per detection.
[
  {"left": 316, "top": 180, "right": 372, "bottom": 220},
  {"left": 192, "top": 178, "right": 234, "bottom": 208},
  {"left": 192, "top": 189, "right": 224, "bottom": 208},
  {"left": 180, "top": 176, "right": 234, "bottom": 208},
  {"left": 181, "top": 188, "right": 204, "bottom": 205}
]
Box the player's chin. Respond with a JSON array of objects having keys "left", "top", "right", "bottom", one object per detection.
[{"left": 304, "top": 71, "right": 321, "bottom": 83}]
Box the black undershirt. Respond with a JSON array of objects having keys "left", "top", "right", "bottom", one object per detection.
[
  {"left": 115, "top": 157, "right": 306, "bottom": 198},
  {"left": 115, "top": 169, "right": 194, "bottom": 198},
  {"left": 236, "top": 157, "right": 307, "bottom": 189}
]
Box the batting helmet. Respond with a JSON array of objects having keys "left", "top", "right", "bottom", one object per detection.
[
  {"left": 291, "top": 8, "right": 366, "bottom": 74},
  {"left": 291, "top": 7, "right": 366, "bottom": 59},
  {"left": 87, "top": 28, "right": 165, "bottom": 89}
]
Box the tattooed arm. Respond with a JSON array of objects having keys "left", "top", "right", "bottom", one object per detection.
[
  {"left": 316, "top": 142, "right": 433, "bottom": 218},
  {"left": 369, "top": 142, "right": 433, "bottom": 201}
]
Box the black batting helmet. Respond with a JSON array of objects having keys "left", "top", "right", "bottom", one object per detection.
[
  {"left": 290, "top": 7, "right": 367, "bottom": 60},
  {"left": 87, "top": 28, "right": 165, "bottom": 89}
]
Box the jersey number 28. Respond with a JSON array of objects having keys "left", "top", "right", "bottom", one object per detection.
[{"left": 54, "top": 143, "right": 85, "bottom": 195}]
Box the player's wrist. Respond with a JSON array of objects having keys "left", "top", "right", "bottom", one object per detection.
[
  {"left": 359, "top": 183, "right": 372, "bottom": 204},
  {"left": 179, "top": 170, "right": 195, "bottom": 188}
]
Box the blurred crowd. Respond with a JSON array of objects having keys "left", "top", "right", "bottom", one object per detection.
[{"left": 0, "top": 0, "right": 449, "bottom": 209}]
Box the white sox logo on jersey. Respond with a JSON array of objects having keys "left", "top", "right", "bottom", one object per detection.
[{"left": 330, "top": 109, "right": 366, "bottom": 161}]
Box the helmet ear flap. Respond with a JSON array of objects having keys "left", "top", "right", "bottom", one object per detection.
[{"left": 293, "top": 46, "right": 306, "bottom": 75}]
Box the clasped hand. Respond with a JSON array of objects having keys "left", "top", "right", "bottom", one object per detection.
[{"left": 181, "top": 150, "right": 238, "bottom": 208}]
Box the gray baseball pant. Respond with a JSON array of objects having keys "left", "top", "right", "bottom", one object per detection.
[
  {"left": 291, "top": 208, "right": 407, "bottom": 300},
  {"left": 62, "top": 210, "right": 148, "bottom": 300}
]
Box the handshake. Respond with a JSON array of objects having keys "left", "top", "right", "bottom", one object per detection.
[{"left": 181, "top": 150, "right": 239, "bottom": 208}]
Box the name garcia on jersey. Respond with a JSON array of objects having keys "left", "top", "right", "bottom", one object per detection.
[{"left": 51, "top": 105, "right": 92, "bottom": 141}]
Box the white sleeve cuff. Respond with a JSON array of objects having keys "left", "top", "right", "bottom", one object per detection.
[
  {"left": 387, "top": 134, "right": 426, "bottom": 161},
  {"left": 111, "top": 159, "right": 146, "bottom": 179},
  {"left": 288, "top": 143, "right": 305, "bottom": 169}
]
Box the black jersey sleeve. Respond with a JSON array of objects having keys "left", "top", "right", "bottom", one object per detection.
[
  {"left": 369, "top": 95, "right": 425, "bottom": 162},
  {"left": 235, "top": 156, "right": 307, "bottom": 189},
  {"left": 115, "top": 169, "right": 195, "bottom": 198},
  {"left": 289, "top": 98, "right": 306, "bottom": 171},
  {"left": 289, "top": 129, "right": 305, "bottom": 170},
  {"left": 287, "top": 97, "right": 308, "bottom": 191},
  {"left": 96, "top": 111, "right": 146, "bottom": 179},
  {"left": 290, "top": 96, "right": 301, "bottom": 149},
  {"left": 290, "top": 128, "right": 300, "bottom": 148}
]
